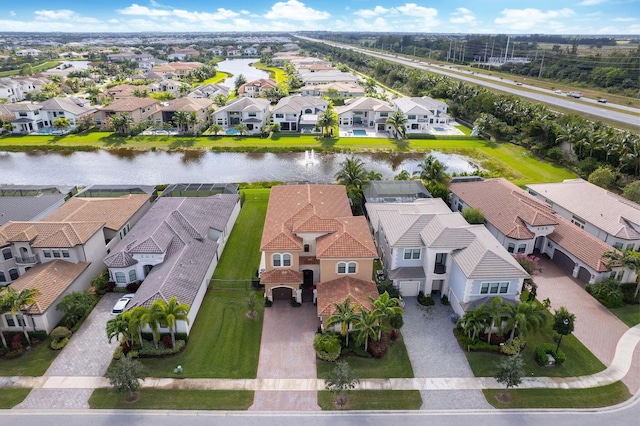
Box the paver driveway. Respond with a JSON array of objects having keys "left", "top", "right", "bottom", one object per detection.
[
  {"left": 402, "top": 298, "right": 492, "bottom": 410},
  {"left": 250, "top": 302, "right": 320, "bottom": 411},
  {"left": 15, "top": 292, "right": 122, "bottom": 409}
]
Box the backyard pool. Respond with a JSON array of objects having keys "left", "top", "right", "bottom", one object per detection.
[
  {"left": 226, "top": 129, "right": 239, "bottom": 135},
  {"left": 353, "top": 130, "right": 367, "bottom": 136}
]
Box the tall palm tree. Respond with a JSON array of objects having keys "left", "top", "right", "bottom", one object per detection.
[
  {"left": 386, "top": 110, "right": 407, "bottom": 139},
  {"left": 316, "top": 109, "right": 337, "bottom": 137},
  {"left": 503, "top": 302, "right": 547, "bottom": 344},
  {"left": 460, "top": 305, "right": 490, "bottom": 342},
  {"left": 151, "top": 297, "right": 190, "bottom": 347},
  {"left": 110, "top": 112, "right": 134, "bottom": 134},
  {"left": 369, "top": 291, "right": 403, "bottom": 338},
  {"left": 187, "top": 111, "right": 199, "bottom": 134},
  {"left": 327, "top": 296, "right": 359, "bottom": 347},
  {"left": 234, "top": 123, "right": 249, "bottom": 136},
  {"left": 213, "top": 94, "right": 228, "bottom": 107},
  {"left": 208, "top": 123, "right": 223, "bottom": 136},
  {"left": 0, "top": 286, "right": 8, "bottom": 349},
  {"left": 485, "top": 296, "right": 507, "bottom": 344},
  {"left": 172, "top": 110, "right": 189, "bottom": 134},
  {"left": 352, "top": 308, "right": 380, "bottom": 352},
  {"left": 132, "top": 305, "right": 161, "bottom": 348},
  {"left": 3, "top": 287, "right": 39, "bottom": 346},
  {"left": 416, "top": 154, "right": 448, "bottom": 184},
  {"left": 335, "top": 156, "right": 368, "bottom": 208},
  {"left": 604, "top": 249, "right": 640, "bottom": 297}
]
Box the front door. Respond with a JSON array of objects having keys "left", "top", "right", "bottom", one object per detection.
[{"left": 302, "top": 270, "right": 314, "bottom": 302}]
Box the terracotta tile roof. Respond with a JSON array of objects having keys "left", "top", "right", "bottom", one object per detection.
[
  {"left": 101, "top": 97, "right": 159, "bottom": 112},
  {"left": 0, "top": 221, "right": 104, "bottom": 247},
  {"left": 161, "top": 97, "right": 213, "bottom": 112},
  {"left": 10, "top": 260, "right": 90, "bottom": 314},
  {"left": 316, "top": 276, "right": 378, "bottom": 317},
  {"left": 316, "top": 217, "right": 377, "bottom": 258},
  {"left": 43, "top": 194, "right": 150, "bottom": 232},
  {"left": 449, "top": 178, "right": 614, "bottom": 273},
  {"left": 260, "top": 268, "right": 303, "bottom": 284}
]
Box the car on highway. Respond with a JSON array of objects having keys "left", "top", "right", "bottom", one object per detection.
[
  {"left": 597, "top": 98, "right": 607, "bottom": 103},
  {"left": 515, "top": 82, "right": 523, "bottom": 86},
  {"left": 567, "top": 92, "right": 583, "bottom": 98},
  {"left": 111, "top": 293, "right": 135, "bottom": 316},
  {"left": 554, "top": 90, "right": 563, "bottom": 94}
]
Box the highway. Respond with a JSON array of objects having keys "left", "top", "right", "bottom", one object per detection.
[{"left": 296, "top": 36, "right": 640, "bottom": 130}]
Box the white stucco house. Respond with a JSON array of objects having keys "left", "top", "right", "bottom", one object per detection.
[
  {"left": 211, "top": 97, "right": 271, "bottom": 135},
  {"left": 392, "top": 96, "right": 450, "bottom": 135},
  {"left": 271, "top": 95, "right": 328, "bottom": 133},
  {"left": 335, "top": 97, "right": 395, "bottom": 132}
]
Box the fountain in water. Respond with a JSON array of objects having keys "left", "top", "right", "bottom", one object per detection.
[{"left": 303, "top": 149, "right": 319, "bottom": 182}]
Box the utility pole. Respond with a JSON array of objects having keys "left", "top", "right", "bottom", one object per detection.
[
  {"left": 538, "top": 49, "right": 545, "bottom": 79},
  {"left": 462, "top": 43, "right": 466, "bottom": 62},
  {"left": 448, "top": 39, "right": 453, "bottom": 62},
  {"left": 504, "top": 35, "right": 510, "bottom": 63},
  {"left": 484, "top": 42, "right": 488, "bottom": 62}
]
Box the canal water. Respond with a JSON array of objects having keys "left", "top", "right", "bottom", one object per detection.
[
  {"left": 0, "top": 150, "right": 477, "bottom": 186},
  {"left": 216, "top": 58, "right": 270, "bottom": 89}
]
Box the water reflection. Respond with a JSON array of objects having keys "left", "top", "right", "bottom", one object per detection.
[{"left": 216, "top": 58, "right": 270, "bottom": 88}]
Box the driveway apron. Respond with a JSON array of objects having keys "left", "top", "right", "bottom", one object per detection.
[
  {"left": 250, "top": 302, "right": 320, "bottom": 411},
  {"left": 534, "top": 257, "right": 636, "bottom": 391},
  {"left": 14, "top": 292, "right": 122, "bottom": 409},
  {"left": 401, "top": 298, "right": 493, "bottom": 410}
]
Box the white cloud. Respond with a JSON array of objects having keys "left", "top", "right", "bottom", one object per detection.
[
  {"left": 495, "top": 8, "right": 575, "bottom": 31},
  {"left": 450, "top": 7, "right": 476, "bottom": 24},
  {"left": 117, "top": 4, "right": 171, "bottom": 16},
  {"left": 578, "top": 0, "right": 607, "bottom": 5},
  {"left": 172, "top": 8, "right": 239, "bottom": 21},
  {"left": 34, "top": 9, "right": 100, "bottom": 24},
  {"left": 396, "top": 4, "right": 437, "bottom": 20},
  {"left": 354, "top": 6, "right": 392, "bottom": 18},
  {"left": 352, "top": 3, "right": 438, "bottom": 29},
  {"left": 613, "top": 17, "right": 636, "bottom": 22},
  {"left": 264, "top": 0, "right": 330, "bottom": 21}
]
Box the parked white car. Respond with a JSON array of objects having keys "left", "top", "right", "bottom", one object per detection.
[{"left": 111, "top": 294, "right": 135, "bottom": 316}]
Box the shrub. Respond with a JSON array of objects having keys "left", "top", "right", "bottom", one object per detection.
[
  {"left": 586, "top": 278, "right": 624, "bottom": 308},
  {"left": 441, "top": 294, "right": 450, "bottom": 306},
  {"left": 50, "top": 326, "right": 72, "bottom": 350},
  {"left": 138, "top": 339, "right": 185, "bottom": 357},
  {"left": 462, "top": 207, "right": 485, "bottom": 224},
  {"left": 468, "top": 340, "right": 500, "bottom": 352},
  {"left": 621, "top": 283, "right": 640, "bottom": 305},
  {"left": 368, "top": 333, "right": 389, "bottom": 359},
  {"left": 264, "top": 298, "right": 273, "bottom": 308},
  {"left": 113, "top": 346, "right": 124, "bottom": 360},
  {"left": 162, "top": 335, "right": 173, "bottom": 349},
  {"left": 290, "top": 298, "right": 301, "bottom": 307},
  {"left": 418, "top": 291, "right": 435, "bottom": 306},
  {"left": 126, "top": 281, "right": 141, "bottom": 293},
  {"left": 546, "top": 147, "right": 565, "bottom": 164},
  {"left": 5, "top": 349, "right": 24, "bottom": 359},
  {"left": 377, "top": 280, "right": 400, "bottom": 299},
  {"left": 389, "top": 313, "right": 404, "bottom": 329},
  {"left": 313, "top": 333, "right": 341, "bottom": 362},
  {"left": 91, "top": 271, "right": 110, "bottom": 295},
  {"left": 535, "top": 343, "right": 566, "bottom": 365},
  {"left": 500, "top": 336, "right": 526, "bottom": 355},
  {"left": 11, "top": 334, "right": 23, "bottom": 350}
]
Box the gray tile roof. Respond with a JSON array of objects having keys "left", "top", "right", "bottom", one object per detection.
[
  {"left": 365, "top": 199, "right": 452, "bottom": 232},
  {"left": 0, "top": 194, "right": 66, "bottom": 226}
]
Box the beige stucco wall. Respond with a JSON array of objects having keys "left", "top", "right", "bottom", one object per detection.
[
  {"left": 263, "top": 250, "right": 300, "bottom": 273},
  {"left": 319, "top": 258, "right": 373, "bottom": 282}
]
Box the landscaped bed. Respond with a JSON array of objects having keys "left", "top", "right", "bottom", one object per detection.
[
  {"left": 317, "top": 390, "right": 422, "bottom": 410},
  {"left": 89, "top": 389, "right": 254, "bottom": 410}
]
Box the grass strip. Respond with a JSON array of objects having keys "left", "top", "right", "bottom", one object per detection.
[
  {"left": 610, "top": 303, "right": 640, "bottom": 328},
  {"left": 0, "top": 338, "right": 59, "bottom": 376},
  {"left": 482, "top": 381, "right": 631, "bottom": 409},
  {"left": 0, "top": 388, "right": 31, "bottom": 408},
  {"left": 317, "top": 390, "right": 422, "bottom": 410},
  {"left": 88, "top": 388, "right": 254, "bottom": 410}
]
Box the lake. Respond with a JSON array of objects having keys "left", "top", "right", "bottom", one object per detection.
[
  {"left": 216, "top": 58, "right": 270, "bottom": 88},
  {"left": 0, "top": 150, "right": 478, "bottom": 186}
]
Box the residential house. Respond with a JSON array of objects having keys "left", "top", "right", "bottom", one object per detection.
[
  {"left": 527, "top": 179, "right": 640, "bottom": 252},
  {"left": 105, "top": 84, "right": 137, "bottom": 99},
  {"left": 0, "top": 185, "right": 71, "bottom": 226},
  {"left": 335, "top": 97, "right": 395, "bottom": 132},
  {"left": 298, "top": 70, "right": 358, "bottom": 86},
  {"left": 16, "top": 49, "right": 42, "bottom": 57},
  {"left": 94, "top": 98, "right": 160, "bottom": 128},
  {"left": 244, "top": 47, "right": 258, "bottom": 56},
  {"left": 365, "top": 198, "right": 529, "bottom": 316},
  {"left": 226, "top": 47, "right": 242, "bottom": 57},
  {"left": 10, "top": 103, "right": 45, "bottom": 134},
  {"left": 211, "top": 97, "right": 270, "bottom": 135},
  {"left": 9, "top": 97, "right": 95, "bottom": 134},
  {"left": 392, "top": 96, "right": 450, "bottom": 135},
  {"left": 151, "top": 97, "right": 213, "bottom": 131},
  {"left": 145, "top": 78, "right": 181, "bottom": 96},
  {"left": 271, "top": 95, "right": 328, "bottom": 133},
  {"left": 0, "top": 78, "right": 22, "bottom": 103},
  {"left": 107, "top": 52, "right": 136, "bottom": 62},
  {"left": 167, "top": 48, "right": 200, "bottom": 61},
  {"left": 151, "top": 62, "right": 202, "bottom": 78},
  {"left": 449, "top": 178, "right": 632, "bottom": 284},
  {"left": 259, "top": 184, "right": 379, "bottom": 329},
  {"left": 300, "top": 82, "right": 365, "bottom": 99},
  {"left": 209, "top": 47, "right": 224, "bottom": 56},
  {"left": 103, "top": 194, "right": 241, "bottom": 335},
  {"left": 237, "top": 79, "right": 277, "bottom": 99},
  {"left": 188, "top": 83, "right": 229, "bottom": 100}
]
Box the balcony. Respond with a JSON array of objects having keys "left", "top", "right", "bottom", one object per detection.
[
  {"left": 434, "top": 264, "right": 446, "bottom": 275},
  {"left": 16, "top": 255, "right": 38, "bottom": 265}
]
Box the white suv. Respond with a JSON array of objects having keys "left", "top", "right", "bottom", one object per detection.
[{"left": 111, "top": 294, "right": 135, "bottom": 316}]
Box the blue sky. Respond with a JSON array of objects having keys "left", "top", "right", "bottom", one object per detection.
[{"left": 1, "top": 0, "right": 639, "bottom": 34}]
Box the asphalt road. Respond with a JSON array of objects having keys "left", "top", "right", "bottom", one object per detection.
[
  {"left": 295, "top": 36, "right": 640, "bottom": 129},
  {"left": 2, "top": 394, "right": 639, "bottom": 426}
]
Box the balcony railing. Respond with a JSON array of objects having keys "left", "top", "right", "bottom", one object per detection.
[{"left": 15, "top": 255, "right": 38, "bottom": 264}]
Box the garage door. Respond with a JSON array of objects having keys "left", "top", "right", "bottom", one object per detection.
[
  {"left": 272, "top": 287, "right": 292, "bottom": 301},
  {"left": 553, "top": 250, "right": 575, "bottom": 275},
  {"left": 577, "top": 267, "right": 592, "bottom": 283},
  {"left": 399, "top": 281, "right": 420, "bottom": 297}
]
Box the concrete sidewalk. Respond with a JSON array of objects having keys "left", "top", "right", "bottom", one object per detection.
[{"left": 2, "top": 324, "right": 638, "bottom": 393}]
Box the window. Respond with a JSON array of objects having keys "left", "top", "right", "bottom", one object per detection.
[
  {"left": 5, "top": 314, "right": 15, "bottom": 327},
  {"left": 304, "top": 244, "right": 310, "bottom": 253},
  {"left": 403, "top": 248, "right": 421, "bottom": 260},
  {"left": 347, "top": 262, "right": 356, "bottom": 273},
  {"left": 434, "top": 253, "right": 447, "bottom": 274},
  {"left": 617, "top": 271, "right": 624, "bottom": 281},
  {"left": 9, "top": 269, "right": 18, "bottom": 280},
  {"left": 129, "top": 269, "right": 137, "bottom": 282},
  {"left": 43, "top": 249, "right": 51, "bottom": 258},
  {"left": 571, "top": 215, "right": 585, "bottom": 229},
  {"left": 115, "top": 272, "right": 126, "bottom": 284},
  {"left": 499, "top": 283, "right": 509, "bottom": 294},
  {"left": 52, "top": 249, "right": 61, "bottom": 258},
  {"left": 380, "top": 112, "right": 388, "bottom": 117},
  {"left": 481, "top": 282, "right": 509, "bottom": 295},
  {"left": 626, "top": 244, "right": 635, "bottom": 251},
  {"left": 507, "top": 243, "right": 515, "bottom": 254},
  {"left": 517, "top": 244, "right": 526, "bottom": 254},
  {"left": 613, "top": 242, "right": 623, "bottom": 250},
  {"left": 283, "top": 254, "right": 291, "bottom": 267},
  {"left": 248, "top": 112, "right": 257, "bottom": 117},
  {"left": 62, "top": 249, "right": 70, "bottom": 258},
  {"left": 2, "top": 248, "right": 12, "bottom": 260},
  {"left": 411, "top": 123, "right": 419, "bottom": 130},
  {"left": 275, "top": 113, "right": 284, "bottom": 118},
  {"left": 16, "top": 314, "right": 25, "bottom": 326},
  {"left": 273, "top": 254, "right": 281, "bottom": 267},
  {"left": 408, "top": 114, "right": 416, "bottom": 119},
  {"left": 0, "top": 271, "right": 5, "bottom": 282}
]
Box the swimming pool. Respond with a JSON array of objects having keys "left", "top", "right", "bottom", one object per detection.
[
  {"left": 433, "top": 127, "right": 446, "bottom": 132},
  {"left": 353, "top": 130, "right": 367, "bottom": 136},
  {"left": 226, "top": 129, "right": 239, "bottom": 135}
]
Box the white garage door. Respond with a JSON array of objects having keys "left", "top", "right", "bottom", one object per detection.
[{"left": 399, "top": 281, "right": 420, "bottom": 297}]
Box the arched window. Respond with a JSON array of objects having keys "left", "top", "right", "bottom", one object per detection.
[
  {"left": 507, "top": 243, "right": 515, "bottom": 253},
  {"left": 283, "top": 254, "right": 291, "bottom": 266},
  {"left": 273, "top": 254, "right": 281, "bottom": 267},
  {"left": 337, "top": 262, "right": 357, "bottom": 274},
  {"left": 115, "top": 272, "right": 126, "bottom": 284},
  {"left": 348, "top": 262, "right": 357, "bottom": 274},
  {"left": 0, "top": 271, "right": 5, "bottom": 282},
  {"left": 337, "top": 262, "right": 346, "bottom": 274},
  {"left": 517, "top": 244, "right": 526, "bottom": 253},
  {"left": 129, "top": 269, "right": 137, "bottom": 282},
  {"left": 2, "top": 248, "right": 12, "bottom": 260},
  {"left": 9, "top": 269, "right": 19, "bottom": 280}
]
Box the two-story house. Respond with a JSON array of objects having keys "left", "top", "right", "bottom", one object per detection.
[
  {"left": 237, "top": 79, "right": 277, "bottom": 98},
  {"left": 10, "top": 103, "right": 45, "bottom": 134},
  {"left": 392, "top": 96, "right": 450, "bottom": 135},
  {"left": 150, "top": 97, "right": 213, "bottom": 132},
  {"left": 449, "top": 178, "right": 633, "bottom": 284},
  {"left": 103, "top": 195, "right": 240, "bottom": 335},
  {"left": 271, "top": 95, "right": 328, "bottom": 133},
  {"left": 94, "top": 98, "right": 160, "bottom": 128},
  {"left": 366, "top": 198, "right": 530, "bottom": 316},
  {"left": 211, "top": 97, "right": 270, "bottom": 135},
  {"left": 259, "top": 184, "right": 379, "bottom": 329},
  {"left": 300, "top": 82, "right": 365, "bottom": 99},
  {"left": 335, "top": 97, "right": 395, "bottom": 132},
  {"left": 527, "top": 179, "right": 640, "bottom": 252},
  {"left": 188, "top": 83, "right": 230, "bottom": 100}
]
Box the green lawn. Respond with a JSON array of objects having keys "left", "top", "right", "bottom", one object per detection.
[
  {"left": 0, "top": 388, "right": 31, "bottom": 408},
  {"left": 318, "top": 390, "right": 422, "bottom": 410},
  {"left": 88, "top": 389, "right": 254, "bottom": 410},
  {"left": 610, "top": 303, "right": 640, "bottom": 327},
  {"left": 138, "top": 192, "right": 268, "bottom": 378},
  {"left": 317, "top": 334, "right": 414, "bottom": 379},
  {"left": 251, "top": 62, "right": 287, "bottom": 84},
  {"left": 198, "top": 72, "right": 230, "bottom": 86},
  {"left": 483, "top": 381, "right": 631, "bottom": 409},
  {"left": 0, "top": 338, "right": 59, "bottom": 376}
]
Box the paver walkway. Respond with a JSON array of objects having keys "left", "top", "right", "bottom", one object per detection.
[
  {"left": 533, "top": 257, "right": 635, "bottom": 391},
  {"left": 249, "top": 302, "right": 320, "bottom": 411},
  {"left": 14, "top": 293, "right": 121, "bottom": 409},
  {"left": 402, "top": 298, "right": 493, "bottom": 410}
]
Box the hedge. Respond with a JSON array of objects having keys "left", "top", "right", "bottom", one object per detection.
[{"left": 535, "top": 343, "right": 566, "bottom": 365}]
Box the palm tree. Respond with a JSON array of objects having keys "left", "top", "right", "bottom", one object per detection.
[
  {"left": 503, "top": 302, "right": 547, "bottom": 344},
  {"left": 151, "top": 297, "right": 190, "bottom": 347},
  {"left": 213, "top": 94, "right": 228, "bottom": 107},
  {"left": 417, "top": 154, "right": 448, "bottom": 184},
  {"left": 327, "top": 296, "right": 359, "bottom": 347},
  {"left": 369, "top": 291, "right": 403, "bottom": 339},
  {"left": 53, "top": 117, "right": 72, "bottom": 132},
  {"left": 352, "top": 308, "right": 380, "bottom": 352},
  {"left": 234, "top": 123, "right": 249, "bottom": 136},
  {"left": 335, "top": 156, "right": 368, "bottom": 208},
  {"left": 316, "top": 109, "right": 337, "bottom": 137},
  {"left": 394, "top": 170, "right": 412, "bottom": 180},
  {"left": 2, "top": 287, "right": 39, "bottom": 346},
  {"left": 106, "top": 313, "right": 134, "bottom": 347},
  {"left": 208, "top": 123, "right": 223, "bottom": 136},
  {"left": 386, "top": 110, "right": 407, "bottom": 139},
  {"left": 0, "top": 286, "right": 8, "bottom": 349},
  {"left": 187, "top": 111, "right": 199, "bottom": 134},
  {"left": 110, "top": 112, "right": 134, "bottom": 134},
  {"left": 172, "top": 110, "right": 189, "bottom": 134},
  {"left": 365, "top": 170, "right": 382, "bottom": 181},
  {"left": 485, "top": 296, "right": 507, "bottom": 344},
  {"left": 604, "top": 249, "right": 640, "bottom": 297},
  {"left": 460, "top": 305, "right": 490, "bottom": 342}
]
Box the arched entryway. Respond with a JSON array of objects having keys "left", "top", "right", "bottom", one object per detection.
[{"left": 302, "top": 270, "right": 314, "bottom": 302}]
